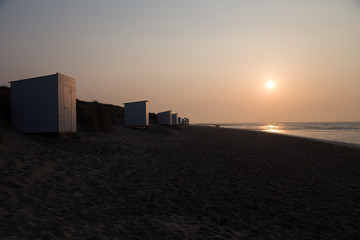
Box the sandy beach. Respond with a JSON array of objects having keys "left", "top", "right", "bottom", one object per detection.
[{"left": 1, "top": 124, "right": 360, "bottom": 239}]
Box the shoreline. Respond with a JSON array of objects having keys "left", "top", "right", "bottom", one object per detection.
[
  {"left": 1, "top": 124, "right": 360, "bottom": 239},
  {"left": 195, "top": 122, "right": 360, "bottom": 149},
  {"left": 240, "top": 127, "right": 360, "bottom": 150}
]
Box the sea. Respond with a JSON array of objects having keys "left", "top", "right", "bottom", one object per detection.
[{"left": 202, "top": 122, "right": 360, "bottom": 146}]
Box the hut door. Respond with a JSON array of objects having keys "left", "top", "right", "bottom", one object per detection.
[{"left": 63, "top": 85, "right": 72, "bottom": 131}]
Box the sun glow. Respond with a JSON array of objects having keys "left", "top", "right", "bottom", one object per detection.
[{"left": 266, "top": 81, "right": 275, "bottom": 89}]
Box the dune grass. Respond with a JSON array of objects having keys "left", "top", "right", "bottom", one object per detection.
[
  {"left": 76, "top": 99, "right": 158, "bottom": 133},
  {"left": 76, "top": 100, "right": 158, "bottom": 133},
  {"left": 76, "top": 100, "right": 124, "bottom": 133}
]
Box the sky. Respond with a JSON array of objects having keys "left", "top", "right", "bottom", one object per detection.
[{"left": 0, "top": 0, "right": 359, "bottom": 123}]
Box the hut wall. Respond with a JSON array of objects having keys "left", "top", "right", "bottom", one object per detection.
[
  {"left": 58, "top": 73, "right": 77, "bottom": 132},
  {"left": 157, "top": 111, "right": 172, "bottom": 125},
  {"left": 124, "top": 101, "right": 149, "bottom": 127},
  {"left": 171, "top": 113, "right": 178, "bottom": 125},
  {"left": 11, "top": 75, "right": 59, "bottom": 132}
]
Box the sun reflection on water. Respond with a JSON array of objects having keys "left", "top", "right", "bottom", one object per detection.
[{"left": 263, "top": 124, "right": 283, "bottom": 134}]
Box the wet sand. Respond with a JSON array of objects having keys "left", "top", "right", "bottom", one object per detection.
[{"left": 1, "top": 125, "right": 360, "bottom": 239}]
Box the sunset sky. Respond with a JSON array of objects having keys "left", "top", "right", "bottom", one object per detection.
[{"left": 1, "top": 0, "right": 359, "bottom": 123}]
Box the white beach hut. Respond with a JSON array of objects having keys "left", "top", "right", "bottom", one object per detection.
[
  {"left": 157, "top": 110, "right": 172, "bottom": 125},
  {"left": 177, "top": 117, "right": 181, "bottom": 125},
  {"left": 124, "top": 100, "right": 149, "bottom": 127},
  {"left": 171, "top": 113, "right": 178, "bottom": 126},
  {"left": 10, "top": 73, "right": 77, "bottom": 133}
]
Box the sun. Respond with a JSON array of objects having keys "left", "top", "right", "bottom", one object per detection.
[{"left": 266, "top": 81, "right": 275, "bottom": 89}]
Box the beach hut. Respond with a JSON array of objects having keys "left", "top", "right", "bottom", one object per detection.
[
  {"left": 171, "top": 113, "right": 178, "bottom": 126},
  {"left": 10, "top": 73, "right": 76, "bottom": 133},
  {"left": 124, "top": 100, "right": 149, "bottom": 127},
  {"left": 182, "top": 118, "right": 190, "bottom": 125},
  {"left": 157, "top": 110, "right": 172, "bottom": 125},
  {"left": 177, "top": 117, "right": 181, "bottom": 125}
]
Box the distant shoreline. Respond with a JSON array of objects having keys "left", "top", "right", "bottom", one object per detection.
[{"left": 194, "top": 122, "right": 360, "bottom": 147}]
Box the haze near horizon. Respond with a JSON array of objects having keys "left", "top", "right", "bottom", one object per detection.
[{"left": 0, "top": 0, "right": 359, "bottom": 123}]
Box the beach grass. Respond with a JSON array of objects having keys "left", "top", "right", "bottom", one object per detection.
[
  {"left": 76, "top": 99, "right": 123, "bottom": 133},
  {"left": 76, "top": 99, "right": 158, "bottom": 133}
]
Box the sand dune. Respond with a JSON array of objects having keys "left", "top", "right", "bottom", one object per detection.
[{"left": 1, "top": 125, "right": 360, "bottom": 239}]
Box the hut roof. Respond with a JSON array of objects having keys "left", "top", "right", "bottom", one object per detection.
[
  {"left": 9, "top": 73, "right": 73, "bottom": 84},
  {"left": 124, "top": 100, "right": 149, "bottom": 105}
]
